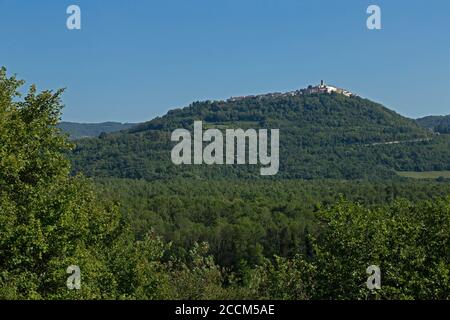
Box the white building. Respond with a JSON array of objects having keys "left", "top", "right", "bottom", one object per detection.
[{"left": 302, "top": 80, "right": 353, "bottom": 97}]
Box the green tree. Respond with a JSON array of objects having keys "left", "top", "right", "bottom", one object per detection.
[
  {"left": 307, "top": 198, "right": 449, "bottom": 299},
  {"left": 0, "top": 67, "right": 123, "bottom": 299}
]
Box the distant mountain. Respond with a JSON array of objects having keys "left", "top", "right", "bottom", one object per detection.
[
  {"left": 58, "top": 122, "right": 138, "bottom": 139},
  {"left": 417, "top": 115, "right": 450, "bottom": 134},
  {"left": 69, "top": 91, "right": 450, "bottom": 180}
]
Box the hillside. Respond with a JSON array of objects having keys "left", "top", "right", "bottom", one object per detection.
[
  {"left": 417, "top": 115, "right": 450, "bottom": 134},
  {"left": 58, "top": 121, "right": 138, "bottom": 139},
  {"left": 69, "top": 92, "right": 450, "bottom": 180}
]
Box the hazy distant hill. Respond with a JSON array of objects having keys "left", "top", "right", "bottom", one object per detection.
[
  {"left": 69, "top": 92, "right": 450, "bottom": 180},
  {"left": 417, "top": 115, "right": 450, "bottom": 134},
  {"left": 58, "top": 122, "right": 138, "bottom": 139}
]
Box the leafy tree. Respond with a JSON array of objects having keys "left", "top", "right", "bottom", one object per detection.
[
  {"left": 2, "top": 67, "right": 449, "bottom": 300},
  {"left": 310, "top": 198, "right": 449, "bottom": 299},
  {"left": 0, "top": 67, "right": 126, "bottom": 299},
  {"left": 0, "top": 68, "right": 237, "bottom": 300},
  {"left": 251, "top": 198, "right": 450, "bottom": 300}
]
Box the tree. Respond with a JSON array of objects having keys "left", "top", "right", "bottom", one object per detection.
[
  {"left": 0, "top": 67, "right": 124, "bottom": 299},
  {"left": 308, "top": 198, "right": 449, "bottom": 299}
]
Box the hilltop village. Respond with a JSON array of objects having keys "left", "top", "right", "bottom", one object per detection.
[{"left": 228, "top": 81, "right": 354, "bottom": 102}]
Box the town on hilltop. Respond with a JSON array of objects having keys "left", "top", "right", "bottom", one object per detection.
[
  {"left": 301, "top": 80, "right": 353, "bottom": 97},
  {"left": 228, "top": 80, "right": 354, "bottom": 102}
]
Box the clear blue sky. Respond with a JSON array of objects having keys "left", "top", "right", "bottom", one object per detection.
[{"left": 1, "top": 0, "right": 449, "bottom": 123}]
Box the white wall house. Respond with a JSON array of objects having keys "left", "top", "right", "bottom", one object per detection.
[{"left": 303, "top": 81, "right": 353, "bottom": 97}]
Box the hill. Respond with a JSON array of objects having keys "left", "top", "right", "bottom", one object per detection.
[
  {"left": 58, "top": 121, "right": 138, "bottom": 139},
  {"left": 417, "top": 115, "right": 450, "bottom": 134},
  {"left": 69, "top": 92, "right": 450, "bottom": 180}
]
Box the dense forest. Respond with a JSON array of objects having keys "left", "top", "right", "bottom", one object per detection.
[
  {"left": 1, "top": 68, "right": 449, "bottom": 300},
  {"left": 94, "top": 178, "right": 450, "bottom": 273},
  {"left": 417, "top": 115, "right": 450, "bottom": 134}
]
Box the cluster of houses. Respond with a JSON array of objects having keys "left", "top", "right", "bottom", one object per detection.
[
  {"left": 227, "top": 81, "right": 354, "bottom": 102},
  {"left": 301, "top": 80, "right": 353, "bottom": 97}
]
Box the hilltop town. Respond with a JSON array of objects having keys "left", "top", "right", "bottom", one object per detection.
[{"left": 228, "top": 81, "right": 354, "bottom": 102}]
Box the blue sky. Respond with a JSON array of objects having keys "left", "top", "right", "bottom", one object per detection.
[{"left": 1, "top": 0, "right": 449, "bottom": 123}]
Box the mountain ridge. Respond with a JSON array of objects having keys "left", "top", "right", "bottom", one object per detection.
[
  {"left": 416, "top": 115, "right": 450, "bottom": 134},
  {"left": 58, "top": 121, "right": 138, "bottom": 139}
]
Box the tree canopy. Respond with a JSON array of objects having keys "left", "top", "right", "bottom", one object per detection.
[{"left": 1, "top": 68, "right": 448, "bottom": 300}]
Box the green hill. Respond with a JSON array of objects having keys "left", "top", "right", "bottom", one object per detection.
[
  {"left": 417, "top": 115, "right": 450, "bottom": 134},
  {"left": 58, "top": 121, "right": 138, "bottom": 139},
  {"left": 69, "top": 92, "right": 450, "bottom": 180}
]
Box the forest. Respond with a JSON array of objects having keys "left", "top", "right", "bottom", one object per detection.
[
  {"left": 69, "top": 93, "right": 450, "bottom": 181},
  {"left": 0, "top": 68, "right": 448, "bottom": 300},
  {"left": 417, "top": 115, "right": 450, "bottom": 134}
]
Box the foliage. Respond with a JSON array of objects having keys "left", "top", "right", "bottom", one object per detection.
[
  {"left": 250, "top": 198, "right": 450, "bottom": 300},
  {"left": 58, "top": 122, "right": 138, "bottom": 140},
  {"left": 0, "top": 68, "right": 165, "bottom": 299},
  {"left": 94, "top": 177, "right": 450, "bottom": 272},
  {"left": 1, "top": 67, "right": 449, "bottom": 300},
  {"left": 417, "top": 115, "right": 450, "bottom": 134},
  {"left": 69, "top": 93, "right": 450, "bottom": 180}
]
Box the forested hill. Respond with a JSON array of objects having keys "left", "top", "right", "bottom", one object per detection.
[
  {"left": 69, "top": 93, "right": 450, "bottom": 180},
  {"left": 58, "top": 121, "right": 138, "bottom": 139},
  {"left": 417, "top": 115, "right": 450, "bottom": 134}
]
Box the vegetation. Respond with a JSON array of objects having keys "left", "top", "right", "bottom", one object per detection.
[
  {"left": 397, "top": 171, "right": 450, "bottom": 179},
  {"left": 417, "top": 115, "right": 450, "bottom": 134},
  {"left": 68, "top": 94, "right": 450, "bottom": 181},
  {"left": 94, "top": 177, "right": 450, "bottom": 273},
  {"left": 252, "top": 198, "right": 449, "bottom": 300},
  {"left": 58, "top": 122, "right": 137, "bottom": 140},
  {"left": 1, "top": 68, "right": 449, "bottom": 300},
  {"left": 0, "top": 68, "right": 123, "bottom": 299}
]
